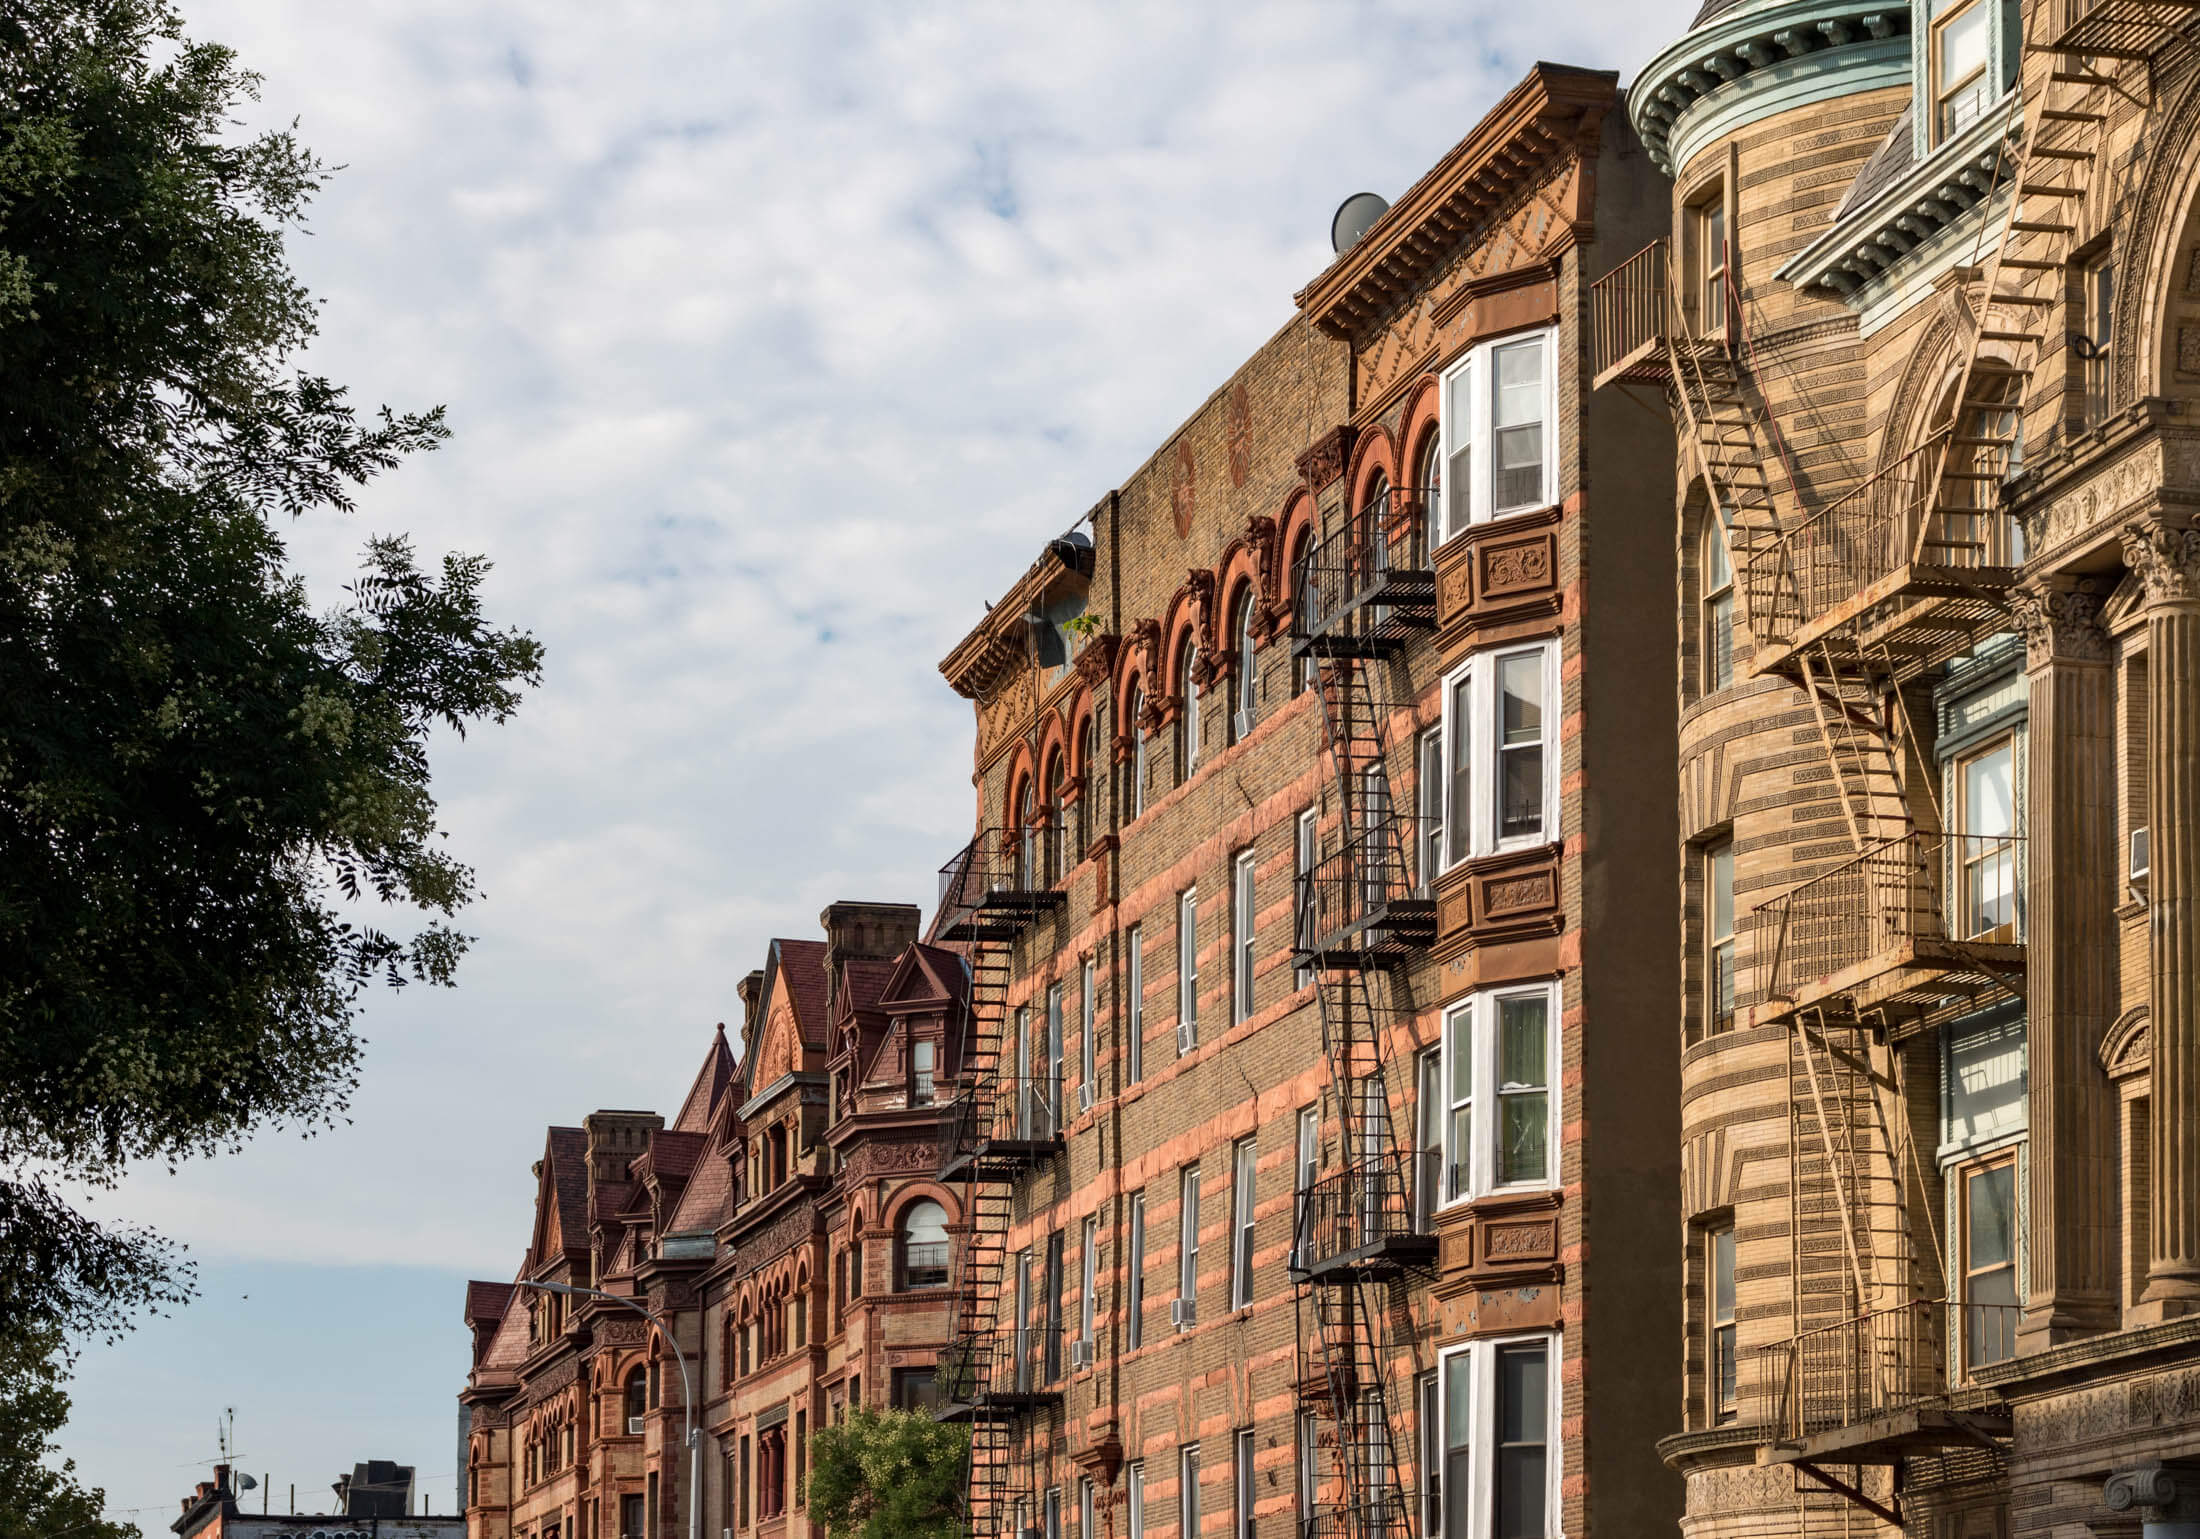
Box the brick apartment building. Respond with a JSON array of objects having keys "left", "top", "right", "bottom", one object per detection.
[
  {"left": 460, "top": 905, "right": 967, "bottom": 1539},
  {"left": 928, "top": 63, "right": 1682, "bottom": 1539},
  {"left": 1589, "top": 0, "right": 2200, "bottom": 1528}
]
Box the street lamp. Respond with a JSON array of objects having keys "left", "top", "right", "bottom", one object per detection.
[{"left": 516, "top": 1281, "right": 699, "bottom": 1539}]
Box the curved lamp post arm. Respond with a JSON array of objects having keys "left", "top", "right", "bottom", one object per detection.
[{"left": 517, "top": 1282, "right": 700, "bottom": 1539}]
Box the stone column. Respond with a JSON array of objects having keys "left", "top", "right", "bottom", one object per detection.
[
  {"left": 2011, "top": 577, "right": 2121, "bottom": 1345},
  {"left": 2124, "top": 520, "right": 2200, "bottom": 1319}
]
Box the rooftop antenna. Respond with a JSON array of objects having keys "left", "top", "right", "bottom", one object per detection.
[{"left": 1330, "top": 191, "right": 1391, "bottom": 255}]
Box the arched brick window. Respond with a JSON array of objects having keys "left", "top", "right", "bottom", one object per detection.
[
  {"left": 1229, "top": 587, "right": 1257, "bottom": 745},
  {"left": 1045, "top": 752, "right": 1068, "bottom": 884},
  {"left": 1176, "top": 638, "right": 1201, "bottom": 778},
  {"left": 899, "top": 1199, "right": 950, "bottom": 1289}
]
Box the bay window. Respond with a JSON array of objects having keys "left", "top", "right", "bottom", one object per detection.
[
  {"left": 1440, "top": 643, "right": 1559, "bottom": 868},
  {"left": 1440, "top": 984, "right": 1557, "bottom": 1206},
  {"left": 1438, "top": 327, "right": 1558, "bottom": 543},
  {"left": 1442, "top": 1336, "right": 1558, "bottom": 1539}
]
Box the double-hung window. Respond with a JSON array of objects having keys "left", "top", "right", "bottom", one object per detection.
[
  {"left": 1442, "top": 1336, "right": 1557, "bottom": 1539},
  {"left": 1126, "top": 925, "right": 1144, "bottom": 1084},
  {"left": 1294, "top": 809, "right": 1317, "bottom": 988},
  {"left": 1180, "top": 1446, "right": 1202, "bottom": 1539},
  {"left": 1706, "top": 838, "right": 1736, "bottom": 1034},
  {"left": 1231, "top": 848, "right": 1257, "bottom": 1025},
  {"left": 1015, "top": 1006, "right": 1035, "bottom": 1140},
  {"left": 1233, "top": 1429, "right": 1255, "bottom": 1539},
  {"left": 1418, "top": 727, "right": 1443, "bottom": 894},
  {"left": 1440, "top": 643, "right": 1558, "bottom": 868},
  {"left": 1437, "top": 327, "right": 1558, "bottom": 543},
  {"left": 1417, "top": 1049, "right": 1443, "bottom": 1231},
  {"left": 1293, "top": 1105, "right": 1319, "bottom": 1272},
  {"left": 1044, "top": 982, "right": 1065, "bottom": 1139},
  {"left": 1418, "top": 1371, "right": 1442, "bottom": 1537},
  {"left": 1932, "top": 0, "right": 1992, "bottom": 141},
  {"left": 1702, "top": 520, "right": 1734, "bottom": 693},
  {"left": 1960, "top": 1154, "right": 2019, "bottom": 1374},
  {"left": 1080, "top": 1480, "right": 1096, "bottom": 1539},
  {"left": 1956, "top": 739, "right": 2017, "bottom": 939},
  {"left": 1126, "top": 1463, "right": 1145, "bottom": 1539},
  {"left": 1127, "top": 1191, "right": 1147, "bottom": 1350},
  {"left": 1439, "top": 985, "right": 1557, "bottom": 1206},
  {"left": 1178, "top": 1165, "right": 1201, "bottom": 1325},
  {"left": 1178, "top": 887, "right": 1199, "bottom": 1053},
  {"left": 1708, "top": 1223, "right": 1737, "bottom": 1423},
  {"left": 1229, "top": 1137, "right": 1257, "bottom": 1310},
  {"left": 1080, "top": 956, "right": 1097, "bottom": 1112},
  {"left": 1079, "top": 1215, "right": 1099, "bottom": 1359}
]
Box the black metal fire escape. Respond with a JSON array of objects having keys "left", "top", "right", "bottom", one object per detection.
[
  {"left": 932, "top": 834, "right": 1064, "bottom": 1539},
  {"left": 1289, "top": 485, "right": 1439, "bottom": 1539}
]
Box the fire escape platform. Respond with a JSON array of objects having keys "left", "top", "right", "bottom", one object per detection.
[
  {"left": 1746, "top": 936, "right": 2026, "bottom": 1031},
  {"left": 935, "top": 1387, "right": 1065, "bottom": 1424},
  {"left": 1289, "top": 1232, "right": 1440, "bottom": 1286},
  {"left": 1294, "top": 899, "right": 1439, "bottom": 967},
  {"left": 1589, "top": 332, "right": 1729, "bottom": 392},
  {"left": 2043, "top": 0, "right": 2200, "bottom": 58},
  {"left": 937, "top": 1137, "right": 1064, "bottom": 1184},
  {"left": 1748, "top": 563, "right": 2026, "bottom": 685},
  {"left": 1757, "top": 1404, "right": 2013, "bottom": 1467}
]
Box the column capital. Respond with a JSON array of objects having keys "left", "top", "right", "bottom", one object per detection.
[
  {"left": 2122, "top": 518, "right": 2200, "bottom": 605},
  {"left": 2011, "top": 576, "right": 2113, "bottom": 664}
]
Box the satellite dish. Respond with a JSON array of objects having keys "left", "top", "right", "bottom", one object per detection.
[
  {"left": 238, "top": 1475, "right": 260, "bottom": 1492},
  {"left": 1331, "top": 192, "right": 1391, "bottom": 255}
]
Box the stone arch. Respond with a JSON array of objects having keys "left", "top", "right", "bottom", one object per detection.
[
  {"left": 2122, "top": 63, "right": 2200, "bottom": 409},
  {"left": 1346, "top": 422, "right": 1398, "bottom": 516}
]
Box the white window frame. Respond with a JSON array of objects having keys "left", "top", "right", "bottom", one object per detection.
[
  {"left": 1044, "top": 981, "right": 1064, "bottom": 1139},
  {"left": 1180, "top": 1445, "right": 1202, "bottom": 1539},
  {"left": 1043, "top": 1487, "right": 1061, "bottom": 1539},
  {"left": 1179, "top": 1165, "right": 1201, "bottom": 1320},
  {"left": 1417, "top": 726, "right": 1443, "bottom": 895},
  {"left": 1079, "top": 1214, "right": 1099, "bottom": 1357},
  {"left": 1416, "top": 1048, "right": 1443, "bottom": 1231},
  {"left": 1232, "top": 847, "right": 1257, "bottom": 1025},
  {"left": 1296, "top": 1411, "right": 1317, "bottom": 1525},
  {"left": 1418, "top": 1369, "right": 1442, "bottom": 1538},
  {"left": 1126, "top": 1463, "right": 1145, "bottom": 1539},
  {"left": 1080, "top": 955, "right": 1098, "bottom": 1112},
  {"left": 1229, "top": 1136, "right": 1257, "bottom": 1310},
  {"left": 1178, "top": 887, "right": 1199, "bottom": 1051},
  {"left": 1294, "top": 809, "right": 1317, "bottom": 989},
  {"left": 1080, "top": 1479, "right": 1096, "bottom": 1539},
  {"left": 1438, "top": 981, "right": 1560, "bottom": 1209},
  {"left": 1439, "top": 1332, "right": 1563, "bottom": 1539},
  {"left": 1293, "top": 1105, "right": 1319, "bottom": 1272},
  {"left": 1129, "top": 689, "right": 1148, "bottom": 820},
  {"left": 1440, "top": 642, "right": 1560, "bottom": 870},
  {"left": 1126, "top": 925, "right": 1144, "bottom": 1085},
  {"left": 1436, "top": 326, "right": 1560, "bottom": 544}
]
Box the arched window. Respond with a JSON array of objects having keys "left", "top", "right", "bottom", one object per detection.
[
  {"left": 1018, "top": 776, "right": 1038, "bottom": 888},
  {"left": 622, "top": 1367, "right": 646, "bottom": 1433},
  {"left": 1230, "top": 589, "right": 1257, "bottom": 745},
  {"left": 1078, "top": 712, "right": 1098, "bottom": 853},
  {"left": 899, "top": 1199, "right": 950, "bottom": 1289},
  {"left": 1177, "top": 640, "right": 1201, "bottom": 778},
  {"left": 1127, "top": 687, "right": 1147, "bottom": 819},
  {"left": 1046, "top": 752, "right": 1067, "bottom": 884},
  {"left": 1418, "top": 433, "right": 1442, "bottom": 543},
  {"left": 1290, "top": 531, "right": 1314, "bottom": 695},
  {"left": 1701, "top": 516, "right": 1734, "bottom": 694}
]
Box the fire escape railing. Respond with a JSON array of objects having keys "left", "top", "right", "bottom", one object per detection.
[
  {"left": 1754, "top": 1298, "right": 2023, "bottom": 1446},
  {"left": 1589, "top": 239, "right": 1670, "bottom": 380},
  {"left": 1751, "top": 831, "right": 2026, "bottom": 1009},
  {"left": 1296, "top": 486, "right": 1436, "bottom": 655}
]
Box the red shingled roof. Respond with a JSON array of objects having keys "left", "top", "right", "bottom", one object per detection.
[
  {"left": 775, "top": 939, "right": 831, "bottom": 1043},
  {"left": 671, "top": 1026, "right": 735, "bottom": 1133},
  {"left": 665, "top": 1149, "right": 731, "bottom": 1235},
  {"left": 544, "top": 1127, "right": 590, "bottom": 1254},
  {"left": 464, "top": 1280, "right": 514, "bottom": 1326}
]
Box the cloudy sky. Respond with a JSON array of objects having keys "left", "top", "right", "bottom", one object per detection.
[{"left": 61, "top": 0, "right": 1677, "bottom": 1523}]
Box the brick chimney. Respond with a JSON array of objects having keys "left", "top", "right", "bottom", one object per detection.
[
  {"left": 582, "top": 1109, "right": 663, "bottom": 1184},
  {"left": 818, "top": 901, "right": 920, "bottom": 1013}
]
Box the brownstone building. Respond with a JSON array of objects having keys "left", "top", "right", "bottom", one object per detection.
[
  {"left": 460, "top": 904, "right": 967, "bottom": 1539},
  {"left": 930, "top": 63, "right": 1682, "bottom": 1539},
  {"left": 1591, "top": 0, "right": 2200, "bottom": 1528}
]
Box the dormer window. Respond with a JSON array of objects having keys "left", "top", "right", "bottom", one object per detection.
[
  {"left": 911, "top": 1039, "right": 937, "bottom": 1106},
  {"left": 1932, "top": 0, "right": 1992, "bottom": 140}
]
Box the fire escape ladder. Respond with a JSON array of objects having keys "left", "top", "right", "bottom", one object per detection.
[
  {"left": 1662, "top": 292, "right": 1797, "bottom": 655},
  {"left": 1793, "top": 1010, "right": 1914, "bottom": 1319},
  {"left": 1290, "top": 505, "right": 1433, "bottom": 1539},
  {"left": 1795, "top": 644, "right": 1912, "bottom": 854},
  {"left": 1928, "top": 6, "right": 2118, "bottom": 546}
]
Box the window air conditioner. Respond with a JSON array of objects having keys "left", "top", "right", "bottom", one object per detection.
[
  {"left": 627, "top": 1416, "right": 645, "bottom": 1436},
  {"left": 1079, "top": 1082, "right": 1094, "bottom": 1113},
  {"left": 1070, "top": 1338, "right": 1092, "bottom": 1369},
  {"left": 1170, "top": 1297, "right": 1197, "bottom": 1330},
  {"left": 1176, "top": 1023, "right": 1195, "bottom": 1056},
  {"left": 2132, "top": 826, "right": 2151, "bottom": 883}
]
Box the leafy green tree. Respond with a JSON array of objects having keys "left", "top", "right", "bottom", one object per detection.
[
  {"left": 0, "top": 1325, "right": 137, "bottom": 1539},
  {"left": 807, "top": 1407, "right": 969, "bottom": 1539},
  {"left": 0, "top": 0, "right": 541, "bottom": 1342}
]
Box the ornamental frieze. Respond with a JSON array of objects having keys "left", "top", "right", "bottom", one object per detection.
[
  {"left": 2023, "top": 437, "right": 2166, "bottom": 564},
  {"left": 734, "top": 1201, "right": 818, "bottom": 1278}
]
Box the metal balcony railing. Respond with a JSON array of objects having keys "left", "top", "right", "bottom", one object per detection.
[
  {"left": 1294, "top": 816, "right": 1436, "bottom": 963},
  {"left": 933, "top": 1321, "right": 1063, "bottom": 1415},
  {"left": 934, "top": 831, "right": 1065, "bottom": 942},
  {"left": 1743, "top": 429, "right": 2024, "bottom": 652},
  {"left": 1589, "top": 239, "right": 1672, "bottom": 381},
  {"left": 1752, "top": 831, "right": 2024, "bottom": 1015},
  {"left": 1289, "top": 1163, "right": 1435, "bottom": 1282},
  {"left": 1755, "top": 1299, "right": 2022, "bottom": 1450},
  {"left": 937, "top": 1074, "right": 1064, "bottom": 1178},
  {"left": 1293, "top": 487, "right": 1436, "bottom": 657}
]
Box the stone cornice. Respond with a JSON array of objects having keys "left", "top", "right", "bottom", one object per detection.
[
  {"left": 1294, "top": 64, "right": 1617, "bottom": 341},
  {"left": 939, "top": 542, "right": 1088, "bottom": 702},
  {"left": 1779, "top": 97, "right": 2015, "bottom": 300},
  {"left": 1630, "top": 0, "right": 1910, "bottom": 175},
  {"left": 1972, "top": 1315, "right": 2200, "bottom": 1398}
]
